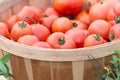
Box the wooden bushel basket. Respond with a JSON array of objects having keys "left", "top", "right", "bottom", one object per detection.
[{"left": 0, "top": 0, "right": 120, "bottom": 80}]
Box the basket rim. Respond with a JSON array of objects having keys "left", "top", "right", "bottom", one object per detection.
[{"left": 0, "top": 35, "right": 120, "bottom": 61}]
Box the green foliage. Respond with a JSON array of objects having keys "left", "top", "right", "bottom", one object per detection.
[
  {"left": 0, "top": 54, "right": 13, "bottom": 78},
  {"left": 98, "top": 50, "right": 120, "bottom": 80}
]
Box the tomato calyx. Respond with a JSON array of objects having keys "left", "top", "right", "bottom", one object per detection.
[
  {"left": 94, "top": 34, "right": 101, "bottom": 41},
  {"left": 115, "top": 16, "right": 120, "bottom": 24},
  {"left": 24, "top": 16, "right": 37, "bottom": 24},
  {"left": 87, "top": 1, "right": 92, "bottom": 7},
  {"left": 109, "top": 33, "right": 115, "bottom": 41},
  {"left": 18, "top": 21, "right": 27, "bottom": 28},
  {"left": 72, "top": 22, "right": 78, "bottom": 27},
  {"left": 58, "top": 37, "right": 65, "bottom": 45},
  {"left": 42, "top": 13, "right": 48, "bottom": 17}
]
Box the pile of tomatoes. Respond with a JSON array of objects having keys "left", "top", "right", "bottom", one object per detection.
[{"left": 1, "top": 0, "right": 120, "bottom": 49}]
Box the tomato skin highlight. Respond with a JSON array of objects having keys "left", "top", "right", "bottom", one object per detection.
[
  {"left": 65, "top": 28, "right": 90, "bottom": 48},
  {"left": 17, "top": 35, "right": 39, "bottom": 46},
  {"left": 52, "top": 17, "right": 72, "bottom": 33},
  {"left": 10, "top": 21, "right": 33, "bottom": 41},
  {"left": 47, "top": 32, "right": 76, "bottom": 49},
  {"left": 84, "top": 34, "right": 107, "bottom": 47},
  {"left": 109, "top": 24, "right": 120, "bottom": 41},
  {"left": 54, "top": 0, "right": 83, "bottom": 16},
  {"left": 0, "top": 22, "right": 10, "bottom": 39}
]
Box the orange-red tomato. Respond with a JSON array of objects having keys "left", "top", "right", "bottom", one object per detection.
[
  {"left": 107, "top": 3, "right": 120, "bottom": 25},
  {"left": 43, "top": 6, "right": 60, "bottom": 17},
  {"left": 40, "top": 15, "right": 59, "bottom": 30},
  {"left": 47, "top": 32, "right": 76, "bottom": 49},
  {"left": 84, "top": 34, "right": 107, "bottom": 47},
  {"left": 109, "top": 24, "right": 120, "bottom": 41},
  {"left": 71, "top": 20, "right": 88, "bottom": 30},
  {"left": 17, "top": 35, "right": 39, "bottom": 46},
  {"left": 32, "top": 41, "right": 51, "bottom": 48},
  {"left": 65, "top": 28, "right": 90, "bottom": 48},
  {"left": 31, "top": 24, "right": 51, "bottom": 41},
  {"left": 0, "top": 22, "right": 10, "bottom": 39},
  {"left": 89, "top": 1, "right": 113, "bottom": 22},
  {"left": 76, "top": 10, "right": 90, "bottom": 26},
  {"left": 17, "top": 6, "right": 42, "bottom": 24},
  {"left": 88, "top": 20, "right": 111, "bottom": 40},
  {"left": 11, "top": 21, "right": 33, "bottom": 41},
  {"left": 54, "top": 0, "right": 83, "bottom": 16},
  {"left": 52, "top": 17, "right": 72, "bottom": 33},
  {"left": 4, "top": 15, "right": 20, "bottom": 32},
  {"left": 84, "top": 0, "right": 99, "bottom": 12}
]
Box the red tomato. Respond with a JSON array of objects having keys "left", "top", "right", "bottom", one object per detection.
[
  {"left": 54, "top": 0, "right": 83, "bottom": 16},
  {"left": 65, "top": 28, "right": 90, "bottom": 48},
  {"left": 109, "top": 24, "right": 120, "bottom": 41},
  {"left": 43, "top": 6, "right": 60, "bottom": 17},
  {"left": 11, "top": 21, "right": 33, "bottom": 41},
  {"left": 76, "top": 10, "right": 90, "bottom": 26},
  {"left": 31, "top": 24, "right": 51, "bottom": 41},
  {"left": 71, "top": 20, "right": 88, "bottom": 30},
  {"left": 17, "top": 35, "right": 39, "bottom": 46},
  {"left": 84, "top": 34, "right": 107, "bottom": 47},
  {"left": 52, "top": 17, "right": 72, "bottom": 33},
  {"left": 0, "top": 22, "right": 10, "bottom": 39},
  {"left": 89, "top": 1, "right": 116, "bottom": 22},
  {"left": 84, "top": 0, "right": 99, "bottom": 12},
  {"left": 88, "top": 20, "right": 111, "bottom": 40},
  {"left": 32, "top": 41, "right": 51, "bottom": 48},
  {"left": 17, "top": 6, "right": 42, "bottom": 24},
  {"left": 4, "top": 15, "right": 20, "bottom": 32},
  {"left": 47, "top": 32, "right": 76, "bottom": 49},
  {"left": 40, "top": 15, "right": 59, "bottom": 30},
  {"left": 107, "top": 3, "right": 120, "bottom": 25}
]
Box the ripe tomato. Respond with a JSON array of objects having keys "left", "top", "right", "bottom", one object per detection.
[
  {"left": 52, "top": 17, "right": 72, "bottom": 33},
  {"left": 107, "top": 3, "right": 120, "bottom": 25},
  {"left": 17, "top": 35, "right": 39, "bottom": 46},
  {"left": 88, "top": 20, "right": 111, "bottom": 40},
  {"left": 71, "top": 20, "right": 88, "bottom": 30},
  {"left": 47, "top": 32, "right": 76, "bottom": 49},
  {"left": 32, "top": 41, "right": 51, "bottom": 48},
  {"left": 109, "top": 24, "right": 120, "bottom": 41},
  {"left": 84, "top": 34, "right": 107, "bottom": 47},
  {"left": 31, "top": 24, "right": 51, "bottom": 41},
  {"left": 11, "top": 21, "right": 33, "bottom": 41},
  {"left": 75, "top": 10, "right": 90, "bottom": 26},
  {"left": 89, "top": 1, "right": 113, "bottom": 22},
  {"left": 54, "top": 0, "right": 83, "bottom": 16},
  {"left": 65, "top": 28, "right": 90, "bottom": 48},
  {"left": 17, "top": 6, "right": 42, "bottom": 24},
  {"left": 0, "top": 22, "right": 10, "bottom": 39},
  {"left": 43, "top": 6, "right": 60, "bottom": 17},
  {"left": 4, "top": 15, "right": 20, "bottom": 32},
  {"left": 84, "top": 0, "right": 99, "bottom": 12},
  {"left": 40, "top": 15, "right": 59, "bottom": 30}
]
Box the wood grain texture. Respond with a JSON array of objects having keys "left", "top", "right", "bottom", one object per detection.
[
  {"left": 31, "top": 60, "right": 52, "bottom": 80},
  {"left": 10, "top": 55, "right": 28, "bottom": 80},
  {"left": 83, "top": 58, "right": 103, "bottom": 80},
  {"left": 72, "top": 61, "right": 84, "bottom": 80},
  {"left": 51, "top": 62, "right": 73, "bottom": 80}
]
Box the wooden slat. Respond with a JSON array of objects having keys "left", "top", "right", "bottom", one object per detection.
[
  {"left": 31, "top": 60, "right": 52, "bottom": 80},
  {"left": 83, "top": 58, "right": 103, "bottom": 80},
  {"left": 10, "top": 55, "right": 28, "bottom": 80},
  {"left": 24, "top": 58, "right": 33, "bottom": 80},
  {"left": 11, "top": 1, "right": 29, "bottom": 15},
  {"left": 29, "top": 0, "right": 52, "bottom": 9},
  {"left": 51, "top": 62, "right": 73, "bottom": 80},
  {"left": 72, "top": 61, "right": 84, "bottom": 80}
]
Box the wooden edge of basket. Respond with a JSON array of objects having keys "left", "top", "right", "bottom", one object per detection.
[
  {"left": 0, "top": 35, "right": 120, "bottom": 61},
  {"left": 0, "top": 0, "right": 27, "bottom": 13}
]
